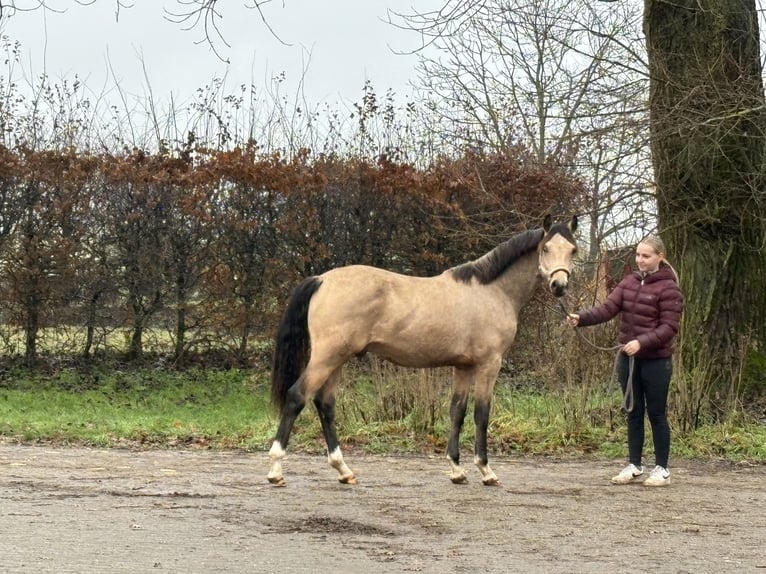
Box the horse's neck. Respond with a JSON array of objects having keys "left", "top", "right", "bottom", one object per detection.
[{"left": 495, "top": 251, "right": 541, "bottom": 311}]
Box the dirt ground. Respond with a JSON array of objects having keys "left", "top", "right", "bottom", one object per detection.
[{"left": 1, "top": 444, "right": 764, "bottom": 574}]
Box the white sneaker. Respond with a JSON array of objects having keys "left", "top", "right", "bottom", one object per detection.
[
  {"left": 643, "top": 465, "right": 670, "bottom": 487},
  {"left": 611, "top": 463, "right": 644, "bottom": 484}
]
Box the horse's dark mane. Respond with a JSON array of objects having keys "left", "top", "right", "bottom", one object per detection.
[{"left": 450, "top": 228, "right": 545, "bottom": 285}]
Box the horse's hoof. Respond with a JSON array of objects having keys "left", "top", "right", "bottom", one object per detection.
[
  {"left": 339, "top": 474, "right": 357, "bottom": 485},
  {"left": 482, "top": 477, "right": 501, "bottom": 486},
  {"left": 268, "top": 476, "right": 286, "bottom": 487},
  {"left": 450, "top": 475, "right": 469, "bottom": 485}
]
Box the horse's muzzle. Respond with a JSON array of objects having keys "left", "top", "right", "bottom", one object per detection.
[
  {"left": 547, "top": 268, "right": 570, "bottom": 298},
  {"left": 550, "top": 278, "right": 568, "bottom": 297}
]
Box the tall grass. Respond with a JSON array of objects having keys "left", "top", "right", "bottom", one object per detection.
[
  {"left": 1, "top": 363, "right": 764, "bottom": 463},
  {"left": 0, "top": 368, "right": 275, "bottom": 449},
  {"left": 339, "top": 357, "right": 450, "bottom": 434}
]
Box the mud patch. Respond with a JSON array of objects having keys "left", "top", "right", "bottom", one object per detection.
[{"left": 271, "top": 514, "right": 396, "bottom": 536}]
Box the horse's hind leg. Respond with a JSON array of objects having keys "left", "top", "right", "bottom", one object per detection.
[
  {"left": 446, "top": 367, "right": 472, "bottom": 484},
  {"left": 267, "top": 376, "right": 308, "bottom": 486},
  {"left": 268, "top": 359, "right": 345, "bottom": 486},
  {"left": 314, "top": 371, "right": 356, "bottom": 484}
]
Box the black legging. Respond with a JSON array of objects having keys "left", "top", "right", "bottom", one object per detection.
[{"left": 617, "top": 354, "right": 672, "bottom": 469}]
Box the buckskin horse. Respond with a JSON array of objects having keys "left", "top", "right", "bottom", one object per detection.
[{"left": 268, "top": 214, "right": 578, "bottom": 487}]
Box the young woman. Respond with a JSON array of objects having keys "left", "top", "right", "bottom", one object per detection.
[{"left": 567, "top": 236, "right": 683, "bottom": 486}]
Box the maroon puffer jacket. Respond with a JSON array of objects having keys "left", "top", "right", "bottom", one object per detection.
[{"left": 576, "top": 265, "right": 683, "bottom": 359}]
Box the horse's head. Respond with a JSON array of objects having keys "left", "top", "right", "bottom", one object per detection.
[{"left": 538, "top": 214, "right": 578, "bottom": 297}]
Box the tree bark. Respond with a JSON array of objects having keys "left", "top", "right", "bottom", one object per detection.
[{"left": 644, "top": 0, "right": 766, "bottom": 416}]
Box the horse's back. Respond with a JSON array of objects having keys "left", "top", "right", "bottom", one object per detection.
[
  {"left": 308, "top": 265, "right": 438, "bottom": 347},
  {"left": 313, "top": 265, "right": 439, "bottom": 324},
  {"left": 308, "top": 265, "right": 510, "bottom": 368}
]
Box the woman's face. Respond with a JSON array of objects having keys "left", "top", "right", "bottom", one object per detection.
[{"left": 635, "top": 242, "right": 663, "bottom": 273}]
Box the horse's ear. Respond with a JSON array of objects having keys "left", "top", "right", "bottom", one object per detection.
[
  {"left": 543, "top": 213, "right": 552, "bottom": 232},
  {"left": 569, "top": 214, "right": 578, "bottom": 233}
]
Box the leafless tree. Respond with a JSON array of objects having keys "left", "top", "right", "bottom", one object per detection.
[{"left": 390, "top": 0, "right": 652, "bottom": 259}]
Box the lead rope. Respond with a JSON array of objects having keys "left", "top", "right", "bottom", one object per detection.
[{"left": 556, "top": 298, "right": 635, "bottom": 413}]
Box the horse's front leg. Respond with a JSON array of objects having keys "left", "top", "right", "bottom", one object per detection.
[
  {"left": 446, "top": 368, "right": 471, "bottom": 484},
  {"left": 473, "top": 398, "right": 499, "bottom": 485},
  {"left": 473, "top": 362, "right": 501, "bottom": 486}
]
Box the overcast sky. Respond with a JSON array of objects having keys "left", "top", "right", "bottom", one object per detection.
[{"left": 2, "top": 1, "right": 437, "bottom": 108}]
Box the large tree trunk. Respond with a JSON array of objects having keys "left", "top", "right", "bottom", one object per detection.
[{"left": 644, "top": 0, "right": 766, "bottom": 423}]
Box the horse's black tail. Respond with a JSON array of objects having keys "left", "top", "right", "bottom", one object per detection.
[{"left": 271, "top": 276, "right": 323, "bottom": 411}]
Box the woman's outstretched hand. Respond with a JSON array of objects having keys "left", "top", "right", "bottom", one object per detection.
[{"left": 566, "top": 313, "right": 579, "bottom": 327}]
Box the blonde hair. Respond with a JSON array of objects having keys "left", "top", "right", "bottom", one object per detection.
[{"left": 639, "top": 235, "right": 679, "bottom": 282}]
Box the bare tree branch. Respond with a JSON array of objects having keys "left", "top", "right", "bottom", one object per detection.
[
  {"left": 391, "top": 0, "right": 652, "bottom": 255},
  {"left": 0, "top": 0, "right": 288, "bottom": 63}
]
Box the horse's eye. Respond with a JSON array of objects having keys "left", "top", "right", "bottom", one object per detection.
[{"left": 543, "top": 246, "right": 549, "bottom": 253}]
